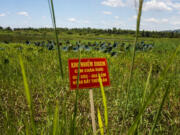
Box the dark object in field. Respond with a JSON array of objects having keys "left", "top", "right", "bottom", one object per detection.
[
  {"left": 88, "top": 42, "right": 92, "bottom": 46},
  {"left": 84, "top": 45, "right": 90, "bottom": 51},
  {"left": 107, "top": 46, "right": 113, "bottom": 52},
  {"left": 103, "top": 49, "right": 108, "bottom": 53},
  {"left": 4, "top": 41, "right": 9, "bottom": 44},
  {"left": 58, "top": 42, "right": 62, "bottom": 46},
  {"left": 40, "top": 41, "right": 45, "bottom": 47},
  {"left": 46, "top": 40, "right": 55, "bottom": 50},
  {"left": 76, "top": 41, "right": 80, "bottom": 48},
  {"left": 34, "top": 41, "right": 40, "bottom": 46},
  {"left": 111, "top": 52, "right": 117, "bottom": 57},
  {"left": 135, "top": 41, "right": 154, "bottom": 51},
  {"left": 66, "top": 40, "right": 70, "bottom": 44},
  {"left": 68, "top": 44, "right": 73, "bottom": 50},
  {"left": 56, "top": 40, "right": 154, "bottom": 53},
  {"left": 113, "top": 42, "right": 118, "bottom": 48},
  {"left": 25, "top": 40, "right": 30, "bottom": 45},
  {"left": 125, "top": 44, "right": 131, "bottom": 51},
  {"left": 100, "top": 42, "right": 106, "bottom": 47},
  {"left": 4, "top": 59, "right": 9, "bottom": 64},
  {"left": 47, "top": 44, "right": 54, "bottom": 50},
  {"left": 152, "top": 64, "right": 161, "bottom": 75},
  {"left": 121, "top": 42, "right": 125, "bottom": 47},
  {"left": 62, "top": 46, "right": 69, "bottom": 51},
  {"left": 73, "top": 46, "right": 79, "bottom": 52}
]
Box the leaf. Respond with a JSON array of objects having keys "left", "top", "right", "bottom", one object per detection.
[
  {"left": 19, "top": 55, "right": 36, "bottom": 135},
  {"left": 98, "top": 75, "right": 108, "bottom": 128},
  {"left": 97, "top": 108, "right": 104, "bottom": 135},
  {"left": 53, "top": 100, "right": 59, "bottom": 135}
]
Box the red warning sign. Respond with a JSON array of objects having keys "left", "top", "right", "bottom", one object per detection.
[{"left": 68, "top": 58, "right": 110, "bottom": 89}]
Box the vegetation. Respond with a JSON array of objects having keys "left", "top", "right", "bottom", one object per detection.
[
  {"left": 0, "top": 26, "right": 180, "bottom": 43},
  {"left": 0, "top": 35, "right": 180, "bottom": 134},
  {"left": 0, "top": 0, "right": 180, "bottom": 134}
]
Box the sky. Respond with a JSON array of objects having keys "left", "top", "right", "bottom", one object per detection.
[{"left": 0, "top": 0, "right": 180, "bottom": 31}]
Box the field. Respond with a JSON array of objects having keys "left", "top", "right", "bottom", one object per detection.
[{"left": 0, "top": 29, "right": 180, "bottom": 135}]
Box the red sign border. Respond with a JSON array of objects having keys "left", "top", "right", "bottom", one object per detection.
[{"left": 68, "top": 58, "right": 110, "bottom": 90}]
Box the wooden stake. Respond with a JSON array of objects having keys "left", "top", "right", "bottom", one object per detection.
[{"left": 89, "top": 89, "right": 96, "bottom": 134}]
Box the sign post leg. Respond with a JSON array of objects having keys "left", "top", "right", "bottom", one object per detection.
[{"left": 89, "top": 89, "right": 96, "bottom": 134}]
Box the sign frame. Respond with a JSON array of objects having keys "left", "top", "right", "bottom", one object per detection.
[{"left": 68, "top": 58, "right": 110, "bottom": 90}]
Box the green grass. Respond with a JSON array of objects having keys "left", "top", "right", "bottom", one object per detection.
[
  {"left": 19, "top": 55, "right": 36, "bottom": 135},
  {"left": 1, "top": 1, "right": 180, "bottom": 134},
  {"left": 0, "top": 37, "right": 179, "bottom": 134},
  {"left": 48, "top": 0, "right": 64, "bottom": 79}
]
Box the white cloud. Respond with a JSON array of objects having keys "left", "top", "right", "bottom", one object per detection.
[
  {"left": 83, "top": 20, "right": 90, "bottom": 24},
  {"left": 114, "top": 16, "right": 119, "bottom": 19},
  {"left": 132, "top": 15, "right": 137, "bottom": 19},
  {"left": 101, "top": 0, "right": 125, "bottom": 7},
  {"left": 100, "top": 20, "right": 125, "bottom": 29},
  {"left": 166, "top": 0, "right": 180, "bottom": 9},
  {"left": 0, "top": 13, "right": 6, "bottom": 17},
  {"left": 102, "top": 11, "right": 112, "bottom": 15},
  {"left": 17, "top": 11, "right": 29, "bottom": 16},
  {"left": 144, "top": 18, "right": 159, "bottom": 23},
  {"left": 67, "top": 18, "right": 77, "bottom": 22},
  {"left": 170, "top": 16, "right": 180, "bottom": 26},
  {"left": 143, "top": 17, "right": 169, "bottom": 24},
  {"left": 143, "top": 0, "right": 172, "bottom": 11},
  {"left": 171, "top": 21, "right": 180, "bottom": 25},
  {"left": 101, "top": 0, "right": 180, "bottom": 13}
]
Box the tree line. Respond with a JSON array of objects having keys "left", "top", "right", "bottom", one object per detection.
[{"left": 0, "top": 26, "right": 180, "bottom": 38}]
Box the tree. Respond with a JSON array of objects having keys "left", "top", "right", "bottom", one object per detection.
[
  {"left": 5, "top": 27, "right": 12, "bottom": 31},
  {"left": 0, "top": 26, "right": 3, "bottom": 30},
  {"left": 141, "top": 30, "right": 145, "bottom": 37}
]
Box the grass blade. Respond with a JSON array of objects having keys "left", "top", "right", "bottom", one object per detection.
[
  {"left": 70, "top": 95, "right": 78, "bottom": 135},
  {"left": 149, "top": 80, "right": 172, "bottom": 135},
  {"left": 41, "top": 128, "right": 44, "bottom": 135},
  {"left": 142, "top": 65, "right": 152, "bottom": 107},
  {"left": 123, "top": 0, "right": 144, "bottom": 132},
  {"left": 97, "top": 108, "right": 104, "bottom": 135},
  {"left": 48, "top": 0, "right": 64, "bottom": 79},
  {"left": 128, "top": 45, "right": 180, "bottom": 134},
  {"left": 70, "top": 49, "right": 81, "bottom": 135},
  {"left": 19, "top": 55, "right": 36, "bottom": 135},
  {"left": 53, "top": 100, "right": 59, "bottom": 135},
  {"left": 127, "top": 0, "right": 144, "bottom": 95},
  {"left": 135, "top": 65, "right": 152, "bottom": 134},
  {"left": 76, "top": 50, "right": 81, "bottom": 89},
  {"left": 98, "top": 75, "right": 108, "bottom": 128},
  {"left": 25, "top": 122, "right": 29, "bottom": 135}
]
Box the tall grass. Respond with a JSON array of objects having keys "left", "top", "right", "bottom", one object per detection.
[
  {"left": 48, "top": 0, "right": 64, "bottom": 79},
  {"left": 149, "top": 79, "right": 172, "bottom": 135},
  {"left": 97, "top": 108, "right": 104, "bottom": 135},
  {"left": 98, "top": 75, "right": 108, "bottom": 129},
  {"left": 140, "top": 65, "right": 152, "bottom": 126},
  {"left": 19, "top": 55, "right": 36, "bottom": 135},
  {"left": 70, "top": 49, "right": 81, "bottom": 135},
  {"left": 52, "top": 101, "right": 59, "bottom": 135},
  {"left": 141, "top": 65, "right": 152, "bottom": 109},
  {"left": 123, "top": 0, "right": 144, "bottom": 132},
  {"left": 96, "top": 75, "right": 109, "bottom": 135},
  {"left": 128, "top": 46, "right": 180, "bottom": 134},
  {"left": 1, "top": 0, "right": 180, "bottom": 134}
]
